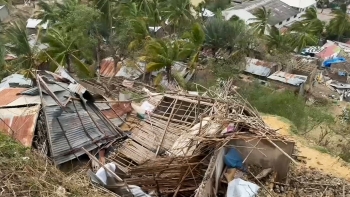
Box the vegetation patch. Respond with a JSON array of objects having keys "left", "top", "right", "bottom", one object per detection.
[
  {"left": 238, "top": 82, "right": 334, "bottom": 133},
  {"left": 0, "top": 133, "right": 114, "bottom": 197}
]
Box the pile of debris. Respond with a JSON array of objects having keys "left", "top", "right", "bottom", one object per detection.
[{"left": 1, "top": 67, "right": 350, "bottom": 196}]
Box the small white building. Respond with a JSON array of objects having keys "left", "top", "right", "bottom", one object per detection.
[{"left": 224, "top": 0, "right": 316, "bottom": 29}]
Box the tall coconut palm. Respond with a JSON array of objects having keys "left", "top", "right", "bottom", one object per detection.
[
  {"left": 266, "top": 26, "right": 292, "bottom": 53},
  {"left": 327, "top": 6, "right": 350, "bottom": 41},
  {"left": 204, "top": 17, "right": 248, "bottom": 55},
  {"left": 249, "top": 6, "right": 271, "bottom": 36},
  {"left": 128, "top": 19, "right": 151, "bottom": 51},
  {"left": 41, "top": 28, "right": 91, "bottom": 77},
  {"left": 34, "top": 0, "right": 58, "bottom": 24},
  {"left": 141, "top": 39, "right": 189, "bottom": 81},
  {"left": 299, "top": 7, "right": 324, "bottom": 36},
  {"left": 181, "top": 22, "right": 205, "bottom": 71},
  {"left": 290, "top": 22, "right": 318, "bottom": 52},
  {"left": 163, "top": 0, "right": 193, "bottom": 30}
]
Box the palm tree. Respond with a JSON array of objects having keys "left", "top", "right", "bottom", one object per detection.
[
  {"left": 249, "top": 6, "right": 271, "bottom": 36},
  {"left": 34, "top": 0, "right": 58, "bottom": 24},
  {"left": 181, "top": 23, "right": 205, "bottom": 71},
  {"left": 204, "top": 17, "right": 248, "bottom": 56},
  {"left": 41, "top": 28, "right": 92, "bottom": 77},
  {"left": 142, "top": 39, "right": 189, "bottom": 81},
  {"left": 4, "top": 21, "right": 44, "bottom": 77},
  {"left": 327, "top": 6, "right": 350, "bottom": 41},
  {"left": 41, "top": 28, "right": 76, "bottom": 72},
  {"left": 266, "top": 26, "right": 292, "bottom": 53},
  {"left": 163, "top": 0, "right": 193, "bottom": 31},
  {"left": 299, "top": 7, "right": 324, "bottom": 37},
  {"left": 290, "top": 22, "right": 318, "bottom": 52},
  {"left": 128, "top": 19, "right": 151, "bottom": 51}
]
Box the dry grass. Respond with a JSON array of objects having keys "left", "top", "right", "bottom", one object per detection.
[{"left": 0, "top": 133, "right": 117, "bottom": 197}]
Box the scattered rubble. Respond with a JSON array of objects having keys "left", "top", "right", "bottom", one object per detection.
[{"left": 1, "top": 68, "right": 350, "bottom": 197}]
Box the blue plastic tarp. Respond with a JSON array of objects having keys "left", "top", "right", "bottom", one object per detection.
[
  {"left": 224, "top": 149, "right": 244, "bottom": 170},
  {"left": 323, "top": 57, "right": 346, "bottom": 67}
]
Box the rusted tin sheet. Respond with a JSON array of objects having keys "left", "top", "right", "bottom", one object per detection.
[{"left": 0, "top": 105, "right": 40, "bottom": 147}]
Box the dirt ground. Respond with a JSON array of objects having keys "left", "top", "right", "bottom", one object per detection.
[{"left": 262, "top": 115, "right": 350, "bottom": 181}]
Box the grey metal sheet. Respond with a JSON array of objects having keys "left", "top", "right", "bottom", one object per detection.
[
  {"left": 45, "top": 101, "right": 117, "bottom": 164},
  {"left": 229, "top": 0, "right": 300, "bottom": 25}
]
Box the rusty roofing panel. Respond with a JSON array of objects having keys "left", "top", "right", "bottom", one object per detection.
[
  {"left": 100, "top": 57, "right": 122, "bottom": 77},
  {"left": 0, "top": 105, "right": 40, "bottom": 147},
  {"left": 101, "top": 103, "right": 132, "bottom": 120},
  {"left": 0, "top": 88, "right": 27, "bottom": 107}
]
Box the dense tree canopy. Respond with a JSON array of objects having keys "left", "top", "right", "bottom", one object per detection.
[{"left": 0, "top": 0, "right": 349, "bottom": 83}]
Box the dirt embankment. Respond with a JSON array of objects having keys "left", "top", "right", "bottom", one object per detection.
[{"left": 262, "top": 115, "right": 350, "bottom": 181}]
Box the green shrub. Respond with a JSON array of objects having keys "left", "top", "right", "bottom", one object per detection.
[{"left": 238, "top": 82, "right": 334, "bottom": 132}]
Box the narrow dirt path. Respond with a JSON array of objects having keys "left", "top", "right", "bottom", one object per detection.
[{"left": 262, "top": 115, "right": 350, "bottom": 181}]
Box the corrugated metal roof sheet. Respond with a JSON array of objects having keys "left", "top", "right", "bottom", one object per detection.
[
  {"left": 0, "top": 74, "right": 33, "bottom": 91},
  {"left": 0, "top": 105, "right": 40, "bottom": 147},
  {"left": 39, "top": 71, "right": 121, "bottom": 164},
  {"left": 0, "top": 88, "right": 26, "bottom": 107},
  {"left": 316, "top": 44, "right": 341, "bottom": 60},
  {"left": 100, "top": 57, "right": 120, "bottom": 77},
  {"left": 268, "top": 71, "right": 307, "bottom": 86},
  {"left": 245, "top": 57, "right": 276, "bottom": 77}
]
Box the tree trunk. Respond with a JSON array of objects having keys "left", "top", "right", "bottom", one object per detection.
[
  {"left": 66, "top": 55, "right": 72, "bottom": 73},
  {"left": 166, "top": 65, "right": 171, "bottom": 82},
  {"left": 96, "top": 40, "right": 101, "bottom": 82},
  {"left": 107, "top": 54, "right": 120, "bottom": 86}
]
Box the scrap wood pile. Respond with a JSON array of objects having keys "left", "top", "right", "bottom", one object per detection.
[{"left": 99, "top": 78, "right": 289, "bottom": 196}]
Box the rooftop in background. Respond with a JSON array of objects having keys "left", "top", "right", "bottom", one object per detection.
[
  {"left": 268, "top": 71, "right": 308, "bottom": 86},
  {"left": 316, "top": 43, "right": 341, "bottom": 60},
  {"left": 222, "top": 9, "right": 256, "bottom": 24},
  {"left": 280, "top": 0, "right": 316, "bottom": 9},
  {"left": 245, "top": 57, "right": 279, "bottom": 77},
  {"left": 229, "top": 0, "right": 300, "bottom": 25}
]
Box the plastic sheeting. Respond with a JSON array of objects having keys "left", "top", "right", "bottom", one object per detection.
[
  {"left": 323, "top": 57, "right": 346, "bottom": 67},
  {"left": 129, "top": 185, "right": 152, "bottom": 197},
  {"left": 224, "top": 148, "right": 244, "bottom": 170},
  {"left": 227, "top": 178, "right": 260, "bottom": 197}
]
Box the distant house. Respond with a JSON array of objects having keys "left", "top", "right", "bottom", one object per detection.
[
  {"left": 316, "top": 42, "right": 341, "bottom": 61},
  {"left": 26, "top": 18, "right": 49, "bottom": 34},
  {"left": 245, "top": 57, "right": 281, "bottom": 77},
  {"left": 267, "top": 71, "right": 308, "bottom": 94},
  {"left": 0, "top": 5, "right": 9, "bottom": 22},
  {"left": 224, "top": 0, "right": 316, "bottom": 29}
]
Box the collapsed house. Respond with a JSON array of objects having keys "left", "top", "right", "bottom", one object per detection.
[{"left": 0, "top": 69, "right": 297, "bottom": 196}]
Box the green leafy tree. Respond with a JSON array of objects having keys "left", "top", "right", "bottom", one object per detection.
[
  {"left": 181, "top": 22, "right": 205, "bottom": 71},
  {"left": 163, "top": 0, "right": 193, "bottom": 31},
  {"left": 290, "top": 22, "right": 318, "bottom": 52},
  {"left": 128, "top": 19, "right": 151, "bottom": 51},
  {"left": 266, "top": 26, "right": 292, "bottom": 53},
  {"left": 249, "top": 6, "right": 271, "bottom": 36},
  {"left": 203, "top": 17, "right": 251, "bottom": 56},
  {"left": 296, "top": 7, "right": 325, "bottom": 37},
  {"left": 4, "top": 21, "right": 45, "bottom": 77},
  {"left": 141, "top": 39, "right": 189, "bottom": 81},
  {"left": 327, "top": 5, "right": 350, "bottom": 41}
]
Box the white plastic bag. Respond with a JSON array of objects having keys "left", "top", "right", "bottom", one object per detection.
[{"left": 226, "top": 178, "right": 260, "bottom": 197}]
